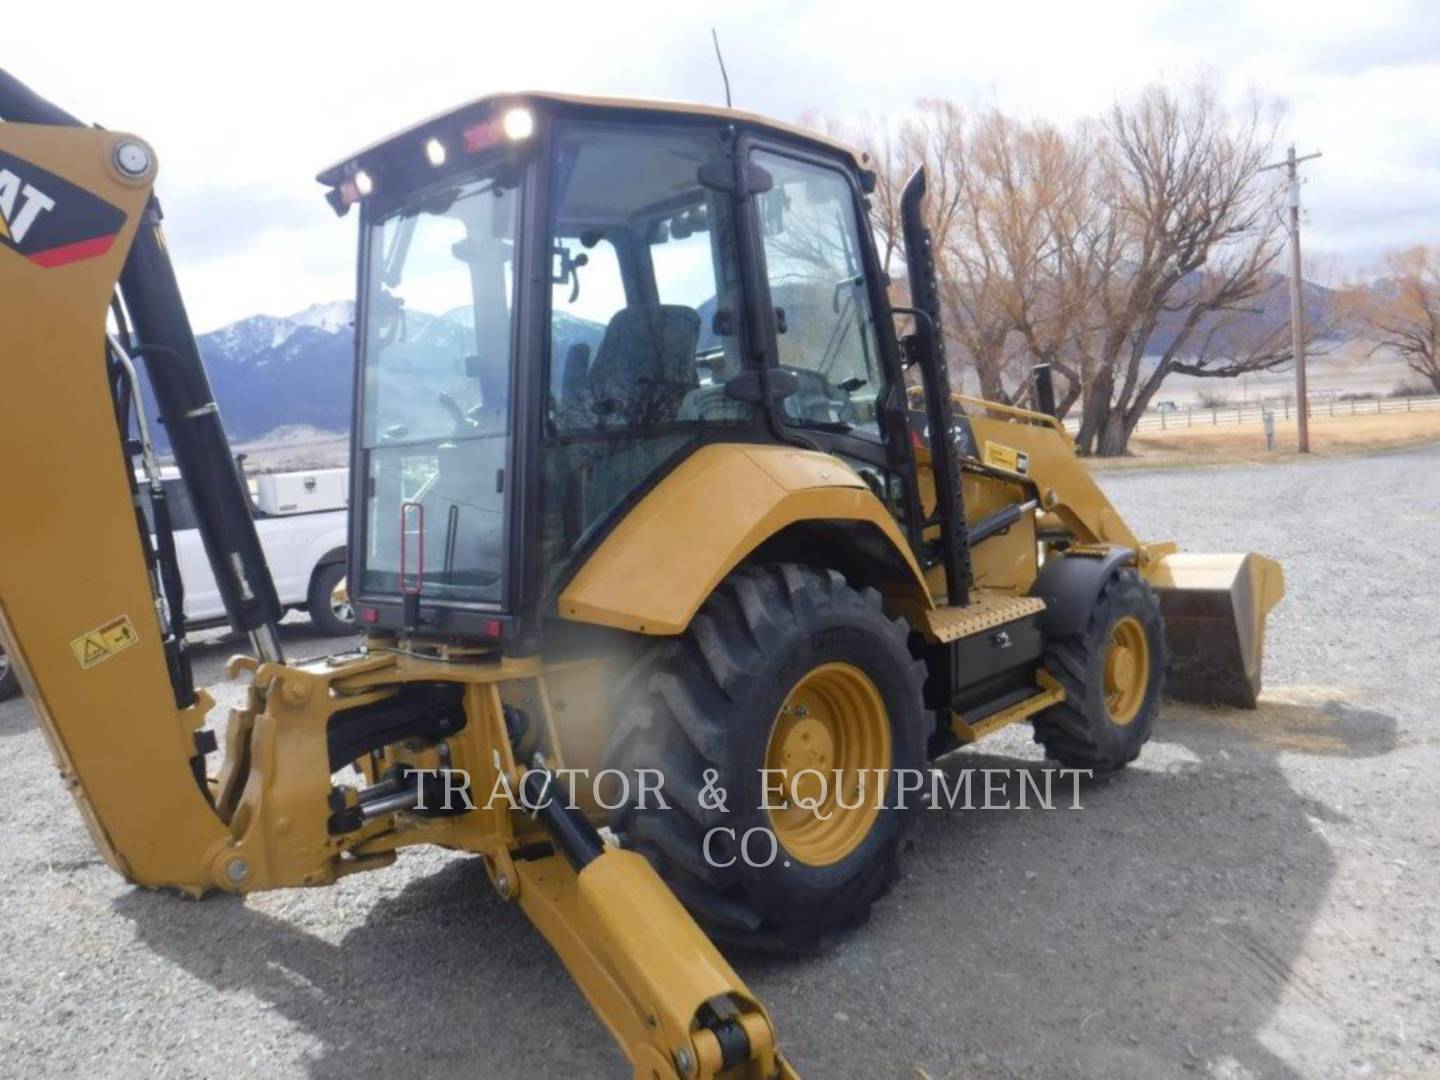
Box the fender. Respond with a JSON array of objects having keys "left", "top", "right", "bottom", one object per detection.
[
  {"left": 1029, "top": 546, "right": 1135, "bottom": 638},
  {"left": 559, "top": 443, "right": 933, "bottom": 635}
]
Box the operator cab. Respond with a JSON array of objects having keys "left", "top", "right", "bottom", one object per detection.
[{"left": 321, "top": 94, "right": 918, "bottom": 649}]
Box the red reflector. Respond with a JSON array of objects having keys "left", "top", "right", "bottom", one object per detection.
[
  {"left": 462, "top": 116, "right": 505, "bottom": 154},
  {"left": 483, "top": 619, "right": 502, "bottom": 638},
  {"left": 361, "top": 608, "right": 379, "bottom": 624}
]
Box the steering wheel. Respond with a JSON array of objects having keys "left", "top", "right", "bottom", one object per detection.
[
  {"left": 779, "top": 365, "right": 860, "bottom": 426},
  {"left": 437, "top": 391, "right": 477, "bottom": 436}
]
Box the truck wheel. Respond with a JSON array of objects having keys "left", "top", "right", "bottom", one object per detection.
[
  {"left": 605, "top": 564, "right": 927, "bottom": 952},
  {"left": 307, "top": 562, "right": 357, "bottom": 637},
  {"left": 0, "top": 648, "right": 18, "bottom": 701},
  {"left": 1032, "top": 568, "right": 1164, "bottom": 772}
]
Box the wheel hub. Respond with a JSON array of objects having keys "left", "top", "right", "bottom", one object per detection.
[
  {"left": 1103, "top": 615, "right": 1150, "bottom": 727},
  {"left": 764, "top": 662, "right": 891, "bottom": 867}
]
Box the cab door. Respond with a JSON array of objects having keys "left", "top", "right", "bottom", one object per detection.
[{"left": 744, "top": 140, "right": 918, "bottom": 538}]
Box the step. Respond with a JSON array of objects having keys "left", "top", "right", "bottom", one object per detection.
[{"left": 917, "top": 591, "right": 1046, "bottom": 643}]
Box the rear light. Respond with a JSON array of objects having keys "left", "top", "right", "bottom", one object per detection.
[
  {"left": 462, "top": 116, "right": 506, "bottom": 154},
  {"left": 361, "top": 608, "right": 379, "bottom": 624},
  {"left": 463, "top": 106, "right": 535, "bottom": 154},
  {"left": 483, "top": 619, "right": 502, "bottom": 639}
]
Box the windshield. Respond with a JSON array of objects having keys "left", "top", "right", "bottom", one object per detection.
[{"left": 358, "top": 172, "right": 518, "bottom": 605}]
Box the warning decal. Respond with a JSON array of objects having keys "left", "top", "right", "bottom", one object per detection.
[
  {"left": 983, "top": 441, "right": 1030, "bottom": 475},
  {"left": 70, "top": 615, "right": 140, "bottom": 670}
]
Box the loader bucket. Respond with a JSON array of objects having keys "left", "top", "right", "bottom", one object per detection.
[{"left": 1146, "top": 553, "right": 1284, "bottom": 709}]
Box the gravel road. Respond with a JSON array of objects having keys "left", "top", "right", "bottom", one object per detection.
[{"left": 2, "top": 445, "right": 1437, "bottom": 1079}]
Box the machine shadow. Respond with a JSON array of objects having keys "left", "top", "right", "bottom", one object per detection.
[
  {"left": 114, "top": 857, "right": 627, "bottom": 1079},
  {"left": 113, "top": 693, "right": 1396, "bottom": 1080},
  {"left": 735, "top": 697, "right": 1396, "bottom": 1079},
  {"left": 0, "top": 695, "right": 36, "bottom": 739}
]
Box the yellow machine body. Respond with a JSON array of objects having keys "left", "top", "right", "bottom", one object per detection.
[
  {"left": 0, "top": 122, "right": 795, "bottom": 1080},
  {"left": 0, "top": 94, "right": 1280, "bottom": 1080},
  {"left": 559, "top": 443, "right": 933, "bottom": 635}
]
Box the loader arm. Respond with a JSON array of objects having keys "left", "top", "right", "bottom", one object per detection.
[
  {"left": 954, "top": 394, "right": 1285, "bottom": 707},
  {"left": 0, "top": 80, "right": 796, "bottom": 1078}
]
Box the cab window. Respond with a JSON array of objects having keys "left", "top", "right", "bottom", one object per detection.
[
  {"left": 752, "top": 151, "right": 885, "bottom": 440},
  {"left": 540, "top": 122, "right": 753, "bottom": 579}
]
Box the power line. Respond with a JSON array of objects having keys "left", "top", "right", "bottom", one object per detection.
[{"left": 1261, "top": 144, "right": 1322, "bottom": 452}]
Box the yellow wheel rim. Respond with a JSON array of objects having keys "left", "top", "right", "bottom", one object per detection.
[
  {"left": 1103, "top": 615, "right": 1150, "bottom": 726},
  {"left": 764, "top": 662, "right": 891, "bottom": 867}
]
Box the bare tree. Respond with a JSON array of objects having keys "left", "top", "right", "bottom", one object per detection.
[
  {"left": 1360, "top": 246, "right": 1440, "bottom": 394},
  {"left": 1072, "top": 83, "right": 1301, "bottom": 455},
  {"left": 860, "top": 103, "right": 1095, "bottom": 407},
  {"left": 845, "top": 80, "right": 1329, "bottom": 453}
]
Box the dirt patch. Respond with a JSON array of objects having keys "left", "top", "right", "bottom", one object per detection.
[{"left": 1165, "top": 686, "right": 1399, "bottom": 758}]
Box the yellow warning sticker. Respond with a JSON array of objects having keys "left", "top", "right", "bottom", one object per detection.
[
  {"left": 983, "top": 441, "right": 1029, "bottom": 475},
  {"left": 70, "top": 615, "right": 140, "bottom": 670}
]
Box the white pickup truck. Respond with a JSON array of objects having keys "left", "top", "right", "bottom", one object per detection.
[{"left": 0, "top": 466, "right": 353, "bottom": 702}]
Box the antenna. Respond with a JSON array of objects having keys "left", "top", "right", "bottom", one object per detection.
[{"left": 711, "top": 28, "right": 732, "bottom": 108}]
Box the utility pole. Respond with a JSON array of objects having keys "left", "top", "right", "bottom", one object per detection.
[{"left": 1262, "top": 145, "right": 1322, "bottom": 452}]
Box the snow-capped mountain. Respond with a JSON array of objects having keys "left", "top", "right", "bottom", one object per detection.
[
  {"left": 288, "top": 300, "right": 355, "bottom": 335},
  {"left": 187, "top": 302, "right": 358, "bottom": 443},
  {"left": 139, "top": 302, "right": 606, "bottom": 447}
]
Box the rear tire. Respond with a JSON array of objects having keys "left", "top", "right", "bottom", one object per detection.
[
  {"left": 0, "top": 648, "right": 18, "bottom": 702},
  {"left": 605, "top": 564, "right": 927, "bottom": 952},
  {"left": 307, "top": 562, "right": 357, "bottom": 637},
  {"left": 1032, "top": 568, "right": 1164, "bottom": 772}
]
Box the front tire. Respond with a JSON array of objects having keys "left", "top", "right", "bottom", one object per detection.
[
  {"left": 1032, "top": 568, "right": 1165, "bottom": 772},
  {"left": 307, "top": 562, "right": 357, "bottom": 637},
  {"left": 605, "top": 564, "right": 927, "bottom": 951}
]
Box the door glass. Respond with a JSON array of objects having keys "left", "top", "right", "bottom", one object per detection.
[
  {"left": 753, "top": 151, "right": 885, "bottom": 439},
  {"left": 540, "top": 122, "right": 753, "bottom": 581},
  {"left": 358, "top": 169, "right": 518, "bottom": 606}
]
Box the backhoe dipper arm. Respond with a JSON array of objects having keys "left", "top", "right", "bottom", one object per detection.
[
  {"left": 0, "top": 90, "right": 232, "bottom": 887},
  {"left": 0, "top": 68, "right": 285, "bottom": 662}
]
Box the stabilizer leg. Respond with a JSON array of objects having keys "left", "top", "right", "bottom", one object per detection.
[{"left": 509, "top": 763, "right": 796, "bottom": 1079}]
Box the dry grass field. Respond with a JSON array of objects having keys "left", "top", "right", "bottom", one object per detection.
[{"left": 1088, "top": 409, "right": 1440, "bottom": 470}]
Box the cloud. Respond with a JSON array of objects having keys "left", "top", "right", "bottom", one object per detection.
[
  {"left": 158, "top": 184, "right": 324, "bottom": 260},
  {"left": 6, "top": 0, "right": 1437, "bottom": 325}
]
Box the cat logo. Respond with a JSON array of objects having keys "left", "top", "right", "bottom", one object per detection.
[
  {"left": 0, "top": 149, "right": 125, "bottom": 268},
  {"left": 0, "top": 171, "right": 54, "bottom": 244}
]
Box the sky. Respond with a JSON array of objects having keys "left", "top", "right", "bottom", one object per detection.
[{"left": 6, "top": 0, "right": 1438, "bottom": 331}]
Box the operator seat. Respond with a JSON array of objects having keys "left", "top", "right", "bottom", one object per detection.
[
  {"left": 587, "top": 303, "right": 700, "bottom": 428},
  {"left": 567, "top": 303, "right": 700, "bottom": 532}
]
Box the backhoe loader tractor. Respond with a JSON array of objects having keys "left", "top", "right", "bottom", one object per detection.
[{"left": 0, "top": 69, "right": 1284, "bottom": 1077}]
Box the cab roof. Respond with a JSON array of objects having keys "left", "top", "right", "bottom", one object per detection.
[{"left": 316, "top": 90, "right": 871, "bottom": 186}]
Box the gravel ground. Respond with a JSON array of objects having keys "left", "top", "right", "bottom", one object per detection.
[{"left": 2, "top": 445, "right": 1438, "bottom": 1079}]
